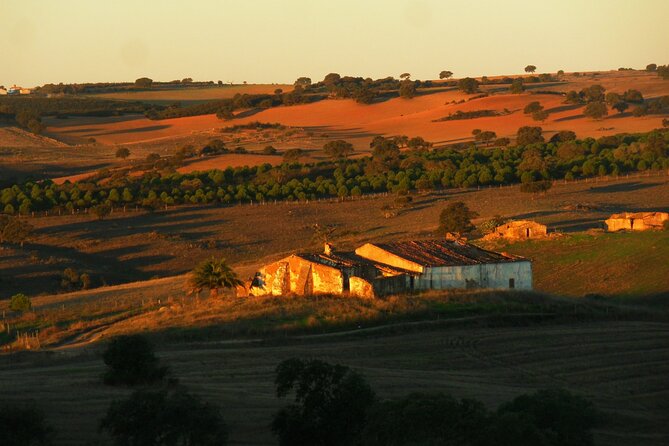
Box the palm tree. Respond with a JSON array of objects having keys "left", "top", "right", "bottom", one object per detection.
[{"left": 188, "top": 257, "right": 243, "bottom": 298}]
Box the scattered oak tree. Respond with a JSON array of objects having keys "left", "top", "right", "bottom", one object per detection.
[
  {"left": 134, "top": 77, "right": 153, "bottom": 88},
  {"left": 583, "top": 101, "right": 608, "bottom": 120},
  {"left": 294, "top": 77, "right": 312, "bottom": 87},
  {"left": 399, "top": 80, "right": 416, "bottom": 99},
  {"left": 439, "top": 70, "right": 453, "bottom": 79},
  {"left": 100, "top": 388, "right": 227, "bottom": 446},
  {"left": 323, "top": 140, "right": 354, "bottom": 159},
  {"left": 272, "top": 358, "right": 376, "bottom": 446},
  {"left": 516, "top": 126, "right": 544, "bottom": 145},
  {"left": 438, "top": 201, "right": 478, "bottom": 235},
  {"left": 523, "top": 102, "right": 544, "bottom": 115},
  {"left": 102, "top": 335, "right": 170, "bottom": 386},
  {"left": 524, "top": 65, "right": 537, "bottom": 73},
  {"left": 532, "top": 110, "right": 549, "bottom": 122},
  {"left": 457, "top": 77, "right": 479, "bottom": 94},
  {"left": 283, "top": 148, "right": 304, "bottom": 163},
  {"left": 510, "top": 78, "right": 525, "bottom": 94},
  {"left": 0, "top": 216, "right": 33, "bottom": 247}
]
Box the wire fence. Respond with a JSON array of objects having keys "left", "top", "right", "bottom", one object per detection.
[{"left": 15, "top": 169, "right": 669, "bottom": 219}]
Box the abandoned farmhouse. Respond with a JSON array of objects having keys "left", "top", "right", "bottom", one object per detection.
[{"left": 245, "top": 239, "right": 532, "bottom": 298}]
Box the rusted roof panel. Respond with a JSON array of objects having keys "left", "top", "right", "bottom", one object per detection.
[
  {"left": 297, "top": 251, "right": 414, "bottom": 276},
  {"left": 373, "top": 239, "right": 525, "bottom": 267}
]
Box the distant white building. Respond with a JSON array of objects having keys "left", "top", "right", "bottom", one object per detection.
[{"left": 7, "top": 85, "right": 21, "bottom": 95}]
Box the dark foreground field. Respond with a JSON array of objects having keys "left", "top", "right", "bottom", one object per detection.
[{"left": 0, "top": 319, "right": 668, "bottom": 446}]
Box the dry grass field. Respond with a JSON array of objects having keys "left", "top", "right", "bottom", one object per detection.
[
  {"left": 0, "top": 317, "right": 667, "bottom": 446},
  {"left": 88, "top": 84, "right": 292, "bottom": 106},
  {"left": 42, "top": 71, "right": 669, "bottom": 149},
  {"left": 1, "top": 173, "right": 668, "bottom": 299},
  {"left": 5, "top": 70, "right": 666, "bottom": 183}
]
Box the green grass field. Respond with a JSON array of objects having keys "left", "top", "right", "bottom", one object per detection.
[{"left": 494, "top": 231, "right": 669, "bottom": 299}]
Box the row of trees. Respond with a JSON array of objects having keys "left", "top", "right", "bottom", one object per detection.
[{"left": 1, "top": 129, "right": 667, "bottom": 215}]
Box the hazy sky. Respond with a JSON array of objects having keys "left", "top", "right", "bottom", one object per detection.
[{"left": 1, "top": 0, "right": 667, "bottom": 87}]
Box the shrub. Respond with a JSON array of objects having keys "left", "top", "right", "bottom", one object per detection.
[
  {"left": 102, "top": 335, "right": 170, "bottom": 386},
  {"left": 115, "top": 147, "right": 130, "bottom": 159},
  {"left": 100, "top": 388, "right": 227, "bottom": 446},
  {"left": 272, "top": 358, "right": 376, "bottom": 446},
  {"left": 433, "top": 110, "right": 501, "bottom": 122},
  {"left": 0, "top": 402, "right": 53, "bottom": 446},
  {"left": 9, "top": 293, "right": 31, "bottom": 312}
]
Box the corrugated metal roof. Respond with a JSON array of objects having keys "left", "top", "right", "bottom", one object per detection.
[
  {"left": 296, "top": 251, "right": 415, "bottom": 276},
  {"left": 371, "top": 239, "right": 525, "bottom": 267}
]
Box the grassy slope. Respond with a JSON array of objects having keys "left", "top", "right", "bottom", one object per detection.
[
  {"left": 495, "top": 231, "right": 669, "bottom": 298},
  {"left": 1, "top": 319, "right": 668, "bottom": 446}
]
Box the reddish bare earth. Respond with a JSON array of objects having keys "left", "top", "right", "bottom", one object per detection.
[{"left": 43, "top": 71, "right": 669, "bottom": 149}]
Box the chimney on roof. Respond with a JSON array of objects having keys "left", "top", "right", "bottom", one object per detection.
[{"left": 324, "top": 242, "right": 333, "bottom": 255}]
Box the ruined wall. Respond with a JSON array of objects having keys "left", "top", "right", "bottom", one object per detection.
[
  {"left": 349, "top": 276, "right": 375, "bottom": 298},
  {"left": 415, "top": 261, "right": 532, "bottom": 291},
  {"left": 355, "top": 244, "right": 424, "bottom": 273},
  {"left": 606, "top": 212, "right": 669, "bottom": 232},
  {"left": 605, "top": 218, "right": 632, "bottom": 232},
  {"left": 493, "top": 221, "right": 547, "bottom": 239},
  {"left": 373, "top": 275, "right": 411, "bottom": 296},
  {"left": 310, "top": 263, "right": 344, "bottom": 295}
]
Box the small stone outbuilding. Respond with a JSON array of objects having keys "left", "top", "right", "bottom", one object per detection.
[
  {"left": 486, "top": 220, "right": 547, "bottom": 240},
  {"left": 605, "top": 212, "right": 669, "bottom": 232}
]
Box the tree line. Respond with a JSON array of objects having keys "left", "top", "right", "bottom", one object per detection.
[{"left": 1, "top": 128, "right": 667, "bottom": 216}]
